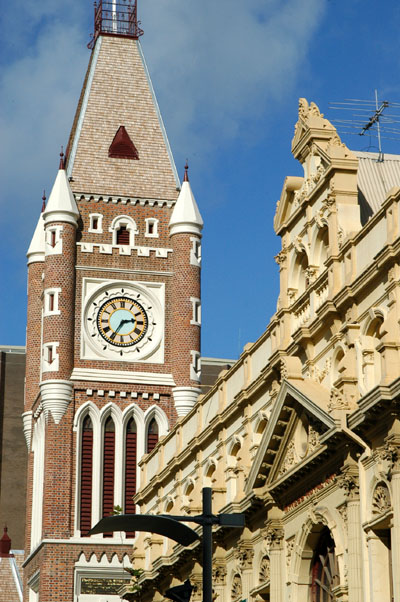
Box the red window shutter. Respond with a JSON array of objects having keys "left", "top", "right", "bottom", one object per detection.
[
  {"left": 146, "top": 418, "right": 159, "bottom": 454},
  {"left": 117, "top": 226, "right": 130, "bottom": 245},
  {"left": 80, "top": 416, "right": 93, "bottom": 537},
  {"left": 103, "top": 417, "right": 115, "bottom": 537},
  {"left": 125, "top": 418, "right": 137, "bottom": 537}
]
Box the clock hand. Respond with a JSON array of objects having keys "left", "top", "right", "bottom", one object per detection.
[{"left": 115, "top": 318, "right": 135, "bottom": 334}]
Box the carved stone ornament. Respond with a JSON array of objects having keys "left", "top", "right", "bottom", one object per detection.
[
  {"left": 308, "top": 424, "right": 320, "bottom": 454},
  {"left": 372, "top": 483, "right": 391, "bottom": 515},
  {"left": 286, "top": 538, "right": 295, "bottom": 569},
  {"left": 235, "top": 544, "right": 254, "bottom": 571},
  {"left": 328, "top": 387, "right": 351, "bottom": 411},
  {"left": 336, "top": 471, "right": 359, "bottom": 499},
  {"left": 376, "top": 442, "right": 400, "bottom": 479},
  {"left": 263, "top": 526, "right": 284, "bottom": 553},
  {"left": 337, "top": 503, "right": 348, "bottom": 525},
  {"left": 231, "top": 574, "right": 242, "bottom": 600},
  {"left": 322, "top": 195, "right": 337, "bottom": 214},
  {"left": 213, "top": 564, "right": 227, "bottom": 585},
  {"left": 309, "top": 358, "right": 331, "bottom": 384},
  {"left": 278, "top": 440, "right": 296, "bottom": 478},
  {"left": 305, "top": 266, "right": 319, "bottom": 284},
  {"left": 190, "top": 574, "right": 203, "bottom": 602},
  {"left": 275, "top": 247, "right": 288, "bottom": 267},
  {"left": 259, "top": 555, "right": 270, "bottom": 583}
]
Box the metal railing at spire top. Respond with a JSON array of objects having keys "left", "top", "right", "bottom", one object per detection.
[{"left": 88, "top": 0, "right": 143, "bottom": 48}]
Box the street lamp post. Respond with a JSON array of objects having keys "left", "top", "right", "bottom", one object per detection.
[{"left": 90, "top": 487, "right": 245, "bottom": 602}]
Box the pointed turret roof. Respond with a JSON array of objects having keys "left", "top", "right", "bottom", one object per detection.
[
  {"left": 66, "top": 35, "right": 179, "bottom": 200},
  {"left": 27, "top": 198, "right": 46, "bottom": 264},
  {"left": 169, "top": 164, "right": 203, "bottom": 236},
  {"left": 43, "top": 155, "right": 79, "bottom": 226}
]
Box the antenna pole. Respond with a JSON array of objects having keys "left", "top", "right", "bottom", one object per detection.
[{"left": 375, "top": 89, "right": 383, "bottom": 161}]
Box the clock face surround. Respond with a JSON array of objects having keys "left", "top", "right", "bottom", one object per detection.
[
  {"left": 97, "top": 296, "right": 148, "bottom": 347},
  {"left": 83, "top": 281, "right": 163, "bottom": 359}
]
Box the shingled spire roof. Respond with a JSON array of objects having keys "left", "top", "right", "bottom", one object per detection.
[{"left": 66, "top": 30, "right": 179, "bottom": 200}]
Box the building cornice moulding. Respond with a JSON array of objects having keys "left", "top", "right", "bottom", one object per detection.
[
  {"left": 75, "top": 193, "right": 176, "bottom": 208},
  {"left": 70, "top": 367, "right": 175, "bottom": 386}
]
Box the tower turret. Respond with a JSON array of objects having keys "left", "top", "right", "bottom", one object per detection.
[
  {"left": 169, "top": 164, "right": 203, "bottom": 415},
  {"left": 40, "top": 153, "right": 79, "bottom": 423}
]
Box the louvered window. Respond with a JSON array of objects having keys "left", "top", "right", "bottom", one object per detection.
[
  {"left": 103, "top": 417, "right": 115, "bottom": 537},
  {"left": 80, "top": 416, "right": 93, "bottom": 536},
  {"left": 125, "top": 418, "right": 137, "bottom": 537},
  {"left": 146, "top": 418, "right": 159, "bottom": 453},
  {"left": 117, "top": 226, "right": 130, "bottom": 245}
]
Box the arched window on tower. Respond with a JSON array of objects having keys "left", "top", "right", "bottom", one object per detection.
[
  {"left": 124, "top": 417, "right": 137, "bottom": 537},
  {"left": 102, "top": 417, "right": 115, "bottom": 537},
  {"left": 116, "top": 225, "right": 130, "bottom": 245},
  {"left": 146, "top": 418, "right": 159, "bottom": 453},
  {"left": 80, "top": 415, "right": 93, "bottom": 537}
]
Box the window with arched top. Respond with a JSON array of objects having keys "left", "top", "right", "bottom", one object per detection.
[
  {"left": 310, "top": 528, "right": 339, "bottom": 602},
  {"left": 124, "top": 417, "right": 137, "bottom": 537},
  {"left": 80, "top": 415, "right": 93, "bottom": 537},
  {"left": 109, "top": 215, "right": 137, "bottom": 246},
  {"left": 316, "top": 226, "right": 329, "bottom": 268},
  {"left": 103, "top": 417, "right": 115, "bottom": 536},
  {"left": 146, "top": 418, "right": 159, "bottom": 453},
  {"left": 362, "top": 314, "right": 384, "bottom": 392}
]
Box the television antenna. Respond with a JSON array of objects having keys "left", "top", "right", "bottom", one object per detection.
[{"left": 329, "top": 90, "right": 400, "bottom": 162}]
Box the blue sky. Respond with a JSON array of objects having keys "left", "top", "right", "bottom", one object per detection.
[{"left": 2, "top": 0, "right": 400, "bottom": 359}]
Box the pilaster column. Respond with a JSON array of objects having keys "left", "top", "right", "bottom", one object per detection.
[
  {"left": 381, "top": 442, "right": 400, "bottom": 602},
  {"left": 265, "top": 526, "right": 284, "bottom": 602},
  {"left": 235, "top": 543, "right": 254, "bottom": 600},
  {"left": 337, "top": 470, "right": 362, "bottom": 602}
]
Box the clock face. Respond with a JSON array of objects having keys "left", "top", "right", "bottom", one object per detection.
[
  {"left": 97, "top": 296, "right": 148, "bottom": 347},
  {"left": 84, "top": 282, "right": 162, "bottom": 358}
]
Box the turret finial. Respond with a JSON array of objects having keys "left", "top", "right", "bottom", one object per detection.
[
  {"left": 59, "top": 147, "right": 65, "bottom": 170},
  {"left": 183, "top": 160, "right": 189, "bottom": 182},
  {"left": 41, "top": 190, "right": 46, "bottom": 213}
]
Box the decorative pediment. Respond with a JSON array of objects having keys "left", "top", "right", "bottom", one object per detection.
[{"left": 246, "top": 378, "right": 337, "bottom": 493}]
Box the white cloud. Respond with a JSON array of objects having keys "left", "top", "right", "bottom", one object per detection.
[{"left": 0, "top": 0, "right": 326, "bottom": 234}]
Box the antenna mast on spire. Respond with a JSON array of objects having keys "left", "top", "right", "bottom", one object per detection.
[{"left": 88, "top": 0, "right": 143, "bottom": 49}]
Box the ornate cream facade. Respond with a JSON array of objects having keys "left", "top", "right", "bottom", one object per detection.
[{"left": 126, "top": 100, "right": 400, "bottom": 602}]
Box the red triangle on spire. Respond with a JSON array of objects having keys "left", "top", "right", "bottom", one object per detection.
[
  {"left": 0, "top": 526, "right": 12, "bottom": 557},
  {"left": 108, "top": 126, "right": 139, "bottom": 160}
]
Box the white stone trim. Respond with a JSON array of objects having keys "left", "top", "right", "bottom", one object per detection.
[
  {"left": 190, "top": 297, "right": 201, "bottom": 325},
  {"left": 45, "top": 225, "right": 63, "bottom": 255},
  {"left": 75, "top": 193, "right": 176, "bottom": 208},
  {"left": 40, "top": 379, "right": 73, "bottom": 424},
  {"left": 43, "top": 288, "right": 61, "bottom": 316},
  {"left": 190, "top": 237, "right": 202, "bottom": 267},
  {"left": 71, "top": 367, "right": 175, "bottom": 386},
  {"left": 88, "top": 213, "right": 103, "bottom": 233},
  {"left": 190, "top": 350, "right": 201, "bottom": 382},
  {"left": 145, "top": 218, "right": 159, "bottom": 238},
  {"left": 42, "top": 342, "right": 59, "bottom": 372},
  {"left": 109, "top": 214, "right": 138, "bottom": 246},
  {"left": 30, "top": 413, "right": 45, "bottom": 551},
  {"left": 77, "top": 242, "right": 172, "bottom": 257},
  {"left": 172, "top": 387, "right": 201, "bottom": 416},
  {"left": 22, "top": 411, "right": 33, "bottom": 449}
]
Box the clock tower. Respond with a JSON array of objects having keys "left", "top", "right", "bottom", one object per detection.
[{"left": 23, "top": 2, "right": 203, "bottom": 600}]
